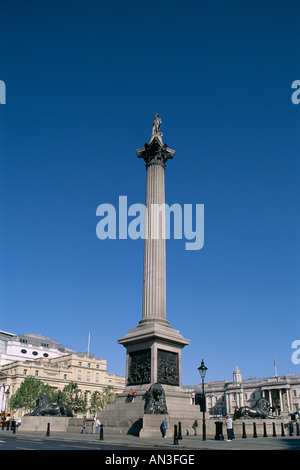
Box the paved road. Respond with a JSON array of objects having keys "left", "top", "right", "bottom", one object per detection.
[
  {"left": 0, "top": 435, "right": 151, "bottom": 450},
  {"left": 1, "top": 428, "right": 300, "bottom": 451}
]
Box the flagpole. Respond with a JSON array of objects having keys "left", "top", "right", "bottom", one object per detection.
[
  {"left": 88, "top": 332, "right": 90, "bottom": 356},
  {"left": 274, "top": 356, "right": 277, "bottom": 377}
]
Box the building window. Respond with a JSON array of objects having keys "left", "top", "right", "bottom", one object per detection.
[
  {"left": 35, "top": 370, "right": 39, "bottom": 376},
  {"left": 87, "top": 372, "right": 91, "bottom": 382},
  {"left": 32, "top": 351, "right": 38, "bottom": 356},
  {"left": 63, "top": 374, "right": 67, "bottom": 380},
  {"left": 43, "top": 353, "right": 49, "bottom": 358},
  {"left": 23, "top": 369, "right": 27, "bottom": 375},
  {"left": 78, "top": 370, "right": 82, "bottom": 380},
  {"left": 21, "top": 349, "right": 27, "bottom": 354},
  {"left": 96, "top": 373, "right": 99, "bottom": 383},
  {"left": 78, "top": 362, "right": 82, "bottom": 366},
  {"left": 88, "top": 363, "right": 91, "bottom": 368}
]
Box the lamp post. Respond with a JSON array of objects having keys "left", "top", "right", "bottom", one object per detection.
[{"left": 198, "top": 359, "right": 207, "bottom": 441}]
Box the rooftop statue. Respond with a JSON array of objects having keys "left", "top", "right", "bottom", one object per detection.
[
  {"left": 150, "top": 113, "right": 163, "bottom": 143},
  {"left": 152, "top": 113, "right": 162, "bottom": 136}
]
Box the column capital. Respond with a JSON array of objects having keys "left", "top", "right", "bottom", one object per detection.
[{"left": 136, "top": 136, "right": 175, "bottom": 169}]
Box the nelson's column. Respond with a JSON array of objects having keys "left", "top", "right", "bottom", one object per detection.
[
  {"left": 99, "top": 115, "right": 205, "bottom": 437},
  {"left": 118, "top": 114, "right": 190, "bottom": 387}
]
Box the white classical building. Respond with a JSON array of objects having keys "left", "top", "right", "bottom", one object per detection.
[
  {"left": 185, "top": 366, "right": 300, "bottom": 417},
  {"left": 0, "top": 331, "right": 76, "bottom": 366},
  {"left": 0, "top": 330, "right": 125, "bottom": 417}
]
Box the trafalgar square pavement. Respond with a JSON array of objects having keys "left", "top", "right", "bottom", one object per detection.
[{"left": 3, "top": 428, "right": 300, "bottom": 450}]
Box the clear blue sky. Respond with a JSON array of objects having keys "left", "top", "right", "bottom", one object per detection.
[{"left": 0, "top": 0, "right": 299, "bottom": 385}]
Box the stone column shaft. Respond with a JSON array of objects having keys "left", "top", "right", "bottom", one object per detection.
[{"left": 142, "top": 162, "right": 167, "bottom": 323}]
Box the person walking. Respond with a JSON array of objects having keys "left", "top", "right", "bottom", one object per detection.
[
  {"left": 225, "top": 415, "right": 233, "bottom": 441},
  {"left": 192, "top": 417, "right": 198, "bottom": 436},
  {"left": 161, "top": 417, "right": 168, "bottom": 438},
  {"left": 95, "top": 417, "right": 101, "bottom": 434},
  {"left": 81, "top": 416, "right": 86, "bottom": 434}
]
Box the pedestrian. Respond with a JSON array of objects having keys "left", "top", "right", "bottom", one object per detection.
[
  {"left": 95, "top": 417, "right": 101, "bottom": 434},
  {"left": 128, "top": 389, "right": 137, "bottom": 402},
  {"left": 81, "top": 416, "right": 86, "bottom": 434},
  {"left": 192, "top": 417, "right": 198, "bottom": 436},
  {"left": 225, "top": 415, "right": 233, "bottom": 441},
  {"left": 161, "top": 417, "right": 168, "bottom": 438}
]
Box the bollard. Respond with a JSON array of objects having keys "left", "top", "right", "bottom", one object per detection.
[
  {"left": 178, "top": 421, "right": 182, "bottom": 440},
  {"left": 242, "top": 422, "right": 247, "bottom": 439},
  {"left": 289, "top": 422, "right": 294, "bottom": 436},
  {"left": 11, "top": 420, "right": 16, "bottom": 434},
  {"left": 263, "top": 422, "right": 268, "bottom": 437},
  {"left": 46, "top": 422, "right": 50, "bottom": 437},
  {"left": 99, "top": 423, "right": 104, "bottom": 440},
  {"left": 253, "top": 422, "right": 258, "bottom": 438},
  {"left": 173, "top": 424, "right": 179, "bottom": 445},
  {"left": 281, "top": 422, "right": 285, "bottom": 436},
  {"left": 6, "top": 420, "right": 10, "bottom": 431},
  {"left": 272, "top": 422, "right": 277, "bottom": 437},
  {"left": 215, "top": 421, "right": 224, "bottom": 440},
  {"left": 296, "top": 423, "right": 300, "bottom": 436}
]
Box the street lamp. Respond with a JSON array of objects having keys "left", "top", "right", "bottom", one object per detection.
[{"left": 198, "top": 359, "right": 207, "bottom": 441}]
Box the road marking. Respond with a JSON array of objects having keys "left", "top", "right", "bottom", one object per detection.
[
  {"left": 17, "top": 438, "right": 43, "bottom": 442},
  {"left": 16, "top": 447, "right": 34, "bottom": 450},
  {"left": 59, "top": 444, "right": 98, "bottom": 449}
]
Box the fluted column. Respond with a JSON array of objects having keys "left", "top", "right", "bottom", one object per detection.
[
  {"left": 142, "top": 161, "right": 167, "bottom": 323},
  {"left": 136, "top": 124, "right": 175, "bottom": 326}
]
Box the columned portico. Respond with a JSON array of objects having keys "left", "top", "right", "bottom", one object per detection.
[
  {"left": 262, "top": 386, "right": 291, "bottom": 414},
  {"left": 0, "top": 384, "right": 9, "bottom": 413}
]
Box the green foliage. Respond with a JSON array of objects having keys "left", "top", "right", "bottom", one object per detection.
[
  {"left": 60, "top": 382, "right": 87, "bottom": 414},
  {"left": 89, "top": 386, "right": 116, "bottom": 412},
  {"left": 9, "top": 377, "right": 56, "bottom": 413},
  {"left": 8, "top": 378, "right": 116, "bottom": 417},
  {"left": 89, "top": 391, "right": 102, "bottom": 413}
]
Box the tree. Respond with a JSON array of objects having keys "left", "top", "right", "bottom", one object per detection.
[
  {"left": 98, "top": 386, "right": 116, "bottom": 411},
  {"left": 60, "top": 382, "right": 87, "bottom": 415},
  {"left": 89, "top": 391, "right": 102, "bottom": 414},
  {"left": 9, "top": 377, "right": 56, "bottom": 414},
  {"left": 88, "top": 387, "right": 116, "bottom": 413}
]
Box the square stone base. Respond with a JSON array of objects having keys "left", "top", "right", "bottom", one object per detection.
[
  {"left": 92, "top": 385, "right": 212, "bottom": 438},
  {"left": 19, "top": 416, "right": 71, "bottom": 433}
]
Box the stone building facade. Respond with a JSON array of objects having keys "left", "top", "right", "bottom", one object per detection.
[
  {"left": 185, "top": 367, "right": 300, "bottom": 417},
  {"left": 0, "top": 352, "right": 125, "bottom": 418}
]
